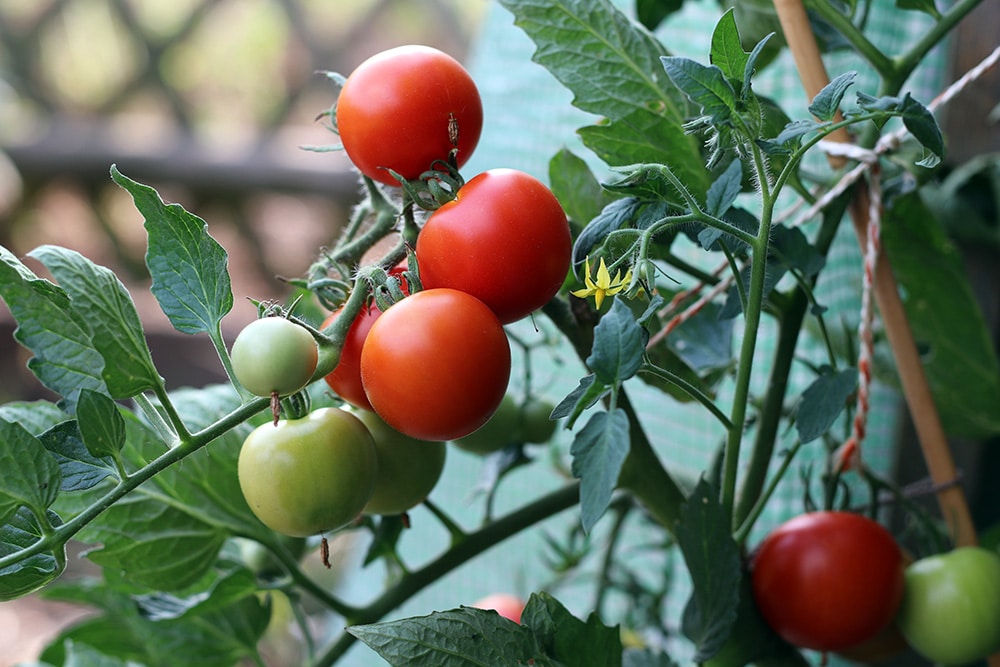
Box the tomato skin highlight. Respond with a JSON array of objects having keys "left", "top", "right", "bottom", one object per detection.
[
  {"left": 750, "top": 511, "right": 905, "bottom": 652},
  {"left": 416, "top": 169, "right": 572, "bottom": 324},
  {"left": 336, "top": 45, "right": 482, "bottom": 185},
  {"left": 237, "top": 408, "right": 377, "bottom": 537},
  {"left": 360, "top": 288, "right": 511, "bottom": 442}
]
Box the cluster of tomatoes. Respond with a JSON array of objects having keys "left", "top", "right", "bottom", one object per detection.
[
  {"left": 228, "top": 45, "right": 571, "bottom": 540},
  {"left": 751, "top": 510, "right": 1000, "bottom": 665}
]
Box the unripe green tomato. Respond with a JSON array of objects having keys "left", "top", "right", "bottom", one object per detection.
[
  {"left": 232, "top": 317, "right": 318, "bottom": 397},
  {"left": 352, "top": 409, "right": 446, "bottom": 516},
  {"left": 238, "top": 408, "right": 377, "bottom": 537},
  {"left": 896, "top": 546, "right": 1000, "bottom": 665},
  {"left": 452, "top": 394, "right": 519, "bottom": 455},
  {"left": 517, "top": 397, "right": 558, "bottom": 444}
]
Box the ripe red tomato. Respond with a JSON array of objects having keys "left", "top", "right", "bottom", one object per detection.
[
  {"left": 360, "top": 288, "right": 511, "bottom": 441},
  {"left": 750, "top": 511, "right": 905, "bottom": 652},
  {"left": 415, "top": 169, "right": 572, "bottom": 324},
  {"left": 336, "top": 45, "right": 483, "bottom": 186},
  {"left": 322, "top": 305, "right": 379, "bottom": 411},
  {"left": 472, "top": 593, "right": 525, "bottom": 624}
]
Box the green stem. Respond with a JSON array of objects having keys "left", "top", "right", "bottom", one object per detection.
[
  {"left": 638, "top": 363, "right": 734, "bottom": 431},
  {"left": 307, "top": 483, "right": 581, "bottom": 667},
  {"left": 804, "top": 0, "right": 895, "bottom": 79},
  {"left": 734, "top": 440, "right": 803, "bottom": 546}
]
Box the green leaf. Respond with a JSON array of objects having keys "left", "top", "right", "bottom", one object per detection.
[
  {"left": 896, "top": 0, "right": 941, "bottom": 19},
  {"left": 573, "top": 198, "right": 644, "bottom": 270},
  {"left": 498, "top": 0, "right": 709, "bottom": 196},
  {"left": 808, "top": 71, "right": 857, "bottom": 122},
  {"left": 63, "top": 641, "right": 127, "bottom": 667},
  {"left": 899, "top": 93, "right": 944, "bottom": 161},
  {"left": 133, "top": 566, "right": 260, "bottom": 621},
  {"left": 709, "top": 9, "right": 749, "bottom": 83},
  {"left": 883, "top": 193, "right": 1000, "bottom": 437},
  {"left": 76, "top": 389, "right": 126, "bottom": 460},
  {"left": 0, "top": 507, "right": 66, "bottom": 600},
  {"left": 551, "top": 374, "right": 610, "bottom": 429},
  {"left": 522, "top": 591, "right": 623, "bottom": 667},
  {"left": 349, "top": 607, "right": 556, "bottom": 667},
  {"left": 667, "top": 303, "right": 734, "bottom": 373},
  {"left": 571, "top": 409, "right": 630, "bottom": 532},
  {"left": 111, "top": 166, "right": 233, "bottom": 336},
  {"left": 624, "top": 647, "right": 679, "bottom": 666},
  {"left": 635, "top": 0, "right": 684, "bottom": 31},
  {"left": 705, "top": 159, "right": 743, "bottom": 217},
  {"left": 0, "top": 247, "right": 106, "bottom": 410},
  {"left": 0, "top": 400, "right": 69, "bottom": 435},
  {"left": 37, "top": 421, "right": 118, "bottom": 493},
  {"left": 660, "top": 57, "right": 738, "bottom": 125},
  {"left": 795, "top": 368, "right": 857, "bottom": 443},
  {"left": 549, "top": 148, "right": 615, "bottom": 228},
  {"left": 587, "top": 299, "right": 647, "bottom": 385},
  {"left": 29, "top": 245, "right": 161, "bottom": 399},
  {"left": 0, "top": 418, "right": 62, "bottom": 523},
  {"left": 742, "top": 32, "right": 775, "bottom": 98},
  {"left": 676, "top": 478, "right": 741, "bottom": 661}
]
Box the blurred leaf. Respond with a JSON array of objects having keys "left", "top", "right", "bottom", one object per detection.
[
  {"left": 522, "top": 591, "right": 623, "bottom": 666},
  {"left": 635, "top": 0, "right": 684, "bottom": 30},
  {"left": 795, "top": 368, "right": 857, "bottom": 443},
  {"left": 896, "top": 0, "right": 941, "bottom": 19},
  {"left": 350, "top": 606, "right": 556, "bottom": 666},
  {"left": 0, "top": 400, "right": 68, "bottom": 436},
  {"left": 29, "top": 245, "right": 160, "bottom": 399},
  {"left": 899, "top": 93, "right": 944, "bottom": 164},
  {"left": 0, "top": 247, "right": 106, "bottom": 410},
  {"left": 883, "top": 193, "right": 1000, "bottom": 437},
  {"left": 111, "top": 166, "right": 233, "bottom": 336},
  {"left": 588, "top": 299, "right": 647, "bottom": 385},
  {"left": 624, "top": 647, "right": 680, "bottom": 666},
  {"left": 676, "top": 479, "right": 741, "bottom": 661},
  {"left": 63, "top": 641, "right": 127, "bottom": 667},
  {"left": 133, "top": 566, "right": 260, "bottom": 621},
  {"left": 0, "top": 507, "right": 65, "bottom": 600},
  {"left": 668, "top": 303, "right": 734, "bottom": 373},
  {"left": 549, "top": 148, "right": 616, "bottom": 228},
  {"left": 76, "top": 389, "right": 126, "bottom": 460},
  {"left": 571, "top": 409, "right": 630, "bottom": 532},
  {"left": 498, "top": 0, "right": 710, "bottom": 196}
]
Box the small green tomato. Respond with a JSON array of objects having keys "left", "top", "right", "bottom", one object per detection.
[{"left": 232, "top": 317, "right": 318, "bottom": 397}]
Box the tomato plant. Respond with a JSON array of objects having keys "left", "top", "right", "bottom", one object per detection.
[
  {"left": 452, "top": 393, "right": 520, "bottom": 454},
  {"left": 517, "top": 397, "right": 558, "bottom": 444},
  {"left": 335, "top": 44, "right": 483, "bottom": 185},
  {"left": 360, "top": 288, "right": 511, "bottom": 441},
  {"left": 896, "top": 546, "right": 1000, "bottom": 665},
  {"left": 322, "top": 304, "right": 379, "bottom": 411},
  {"left": 751, "top": 511, "right": 905, "bottom": 652},
  {"left": 231, "top": 316, "right": 318, "bottom": 397},
  {"left": 238, "top": 407, "right": 377, "bottom": 537},
  {"left": 352, "top": 408, "right": 447, "bottom": 516},
  {"left": 415, "top": 169, "right": 572, "bottom": 323}
]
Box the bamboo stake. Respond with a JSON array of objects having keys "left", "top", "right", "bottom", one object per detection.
[{"left": 772, "top": 0, "right": 978, "bottom": 548}]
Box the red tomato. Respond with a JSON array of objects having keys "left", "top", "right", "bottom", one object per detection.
[
  {"left": 322, "top": 263, "right": 410, "bottom": 410},
  {"left": 360, "top": 288, "right": 510, "bottom": 441},
  {"left": 472, "top": 593, "right": 525, "bottom": 624},
  {"left": 750, "top": 511, "right": 905, "bottom": 652},
  {"left": 336, "top": 45, "right": 483, "bottom": 186},
  {"left": 322, "top": 305, "right": 379, "bottom": 411},
  {"left": 416, "top": 169, "right": 571, "bottom": 323}
]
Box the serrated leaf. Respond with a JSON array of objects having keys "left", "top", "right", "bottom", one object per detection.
[
  {"left": 522, "top": 591, "right": 622, "bottom": 667},
  {"left": 573, "top": 198, "right": 644, "bottom": 269},
  {"left": 549, "top": 148, "right": 615, "bottom": 228},
  {"left": 808, "top": 71, "right": 857, "bottom": 122},
  {"left": 660, "top": 57, "right": 738, "bottom": 125},
  {"left": 0, "top": 247, "right": 106, "bottom": 410},
  {"left": 349, "top": 607, "right": 556, "bottom": 667},
  {"left": 676, "top": 478, "right": 741, "bottom": 661},
  {"left": 0, "top": 507, "right": 66, "bottom": 600},
  {"left": 37, "top": 421, "right": 118, "bottom": 492},
  {"left": 111, "top": 166, "right": 233, "bottom": 335},
  {"left": 76, "top": 389, "right": 126, "bottom": 460},
  {"left": 883, "top": 193, "right": 1000, "bottom": 437},
  {"left": 551, "top": 374, "right": 610, "bottom": 429},
  {"left": 587, "top": 299, "right": 647, "bottom": 385},
  {"left": 571, "top": 409, "right": 630, "bottom": 532},
  {"left": 705, "top": 159, "right": 743, "bottom": 218},
  {"left": 0, "top": 418, "right": 62, "bottom": 523},
  {"left": 29, "top": 245, "right": 161, "bottom": 399},
  {"left": 498, "top": 0, "right": 709, "bottom": 196},
  {"left": 710, "top": 9, "right": 749, "bottom": 83},
  {"left": 795, "top": 368, "right": 857, "bottom": 443}
]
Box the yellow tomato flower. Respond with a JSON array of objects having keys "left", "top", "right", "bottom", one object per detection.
[{"left": 571, "top": 256, "right": 632, "bottom": 309}]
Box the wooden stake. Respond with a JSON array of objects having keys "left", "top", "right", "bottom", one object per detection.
[{"left": 771, "top": 0, "right": 978, "bottom": 549}]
